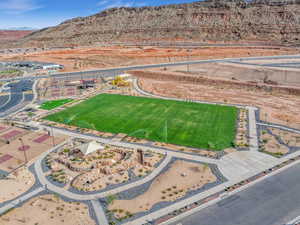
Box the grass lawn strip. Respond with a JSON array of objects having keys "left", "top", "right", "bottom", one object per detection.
[{"left": 40, "top": 99, "right": 73, "bottom": 110}]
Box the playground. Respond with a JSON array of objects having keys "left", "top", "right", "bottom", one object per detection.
[{"left": 46, "top": 139, "right": 164, "bottom": 192}]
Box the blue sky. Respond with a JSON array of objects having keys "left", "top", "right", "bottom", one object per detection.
[{"left": 0, "top": 0, "right": 199, "bottom": 29}]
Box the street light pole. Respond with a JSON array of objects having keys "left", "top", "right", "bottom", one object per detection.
[
  {"left": 186, "top": 49, "right": 191, "bottom": 73},
  {"left": 51, "top": 127, "right": 55, "bottom": 147},
  {"left": 19, "top": 138, "right": 28, "bottom": 165}
]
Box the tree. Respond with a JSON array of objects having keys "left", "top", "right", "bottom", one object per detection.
[{"left": 107, "top": 195, "right": 117, "bottom": 205}]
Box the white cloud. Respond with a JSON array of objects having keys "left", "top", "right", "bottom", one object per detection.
[
  {"left": 97, "top": 0, "right": 111, "bottom": 7},
  {"left": 97, "top": 0, "right": 146, "bottom": 10},
  {"left": 0, "top": 0, "right": 42, "bottom": 14}
]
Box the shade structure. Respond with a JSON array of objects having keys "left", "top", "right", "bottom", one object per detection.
[{"left": 78, "top": 141, "right": 104, "bottom": 155}]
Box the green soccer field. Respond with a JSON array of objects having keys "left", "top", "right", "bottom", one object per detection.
[
  {"left": 40, "top": 99, "right": 73, "bottom": 110},
  {"left": 44, "top": 94, "right": 238, "bottom": 150}
]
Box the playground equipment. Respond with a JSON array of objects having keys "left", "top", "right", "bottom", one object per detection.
[{"left": 111, "top": 75, "right": 130, "bottom": 87}]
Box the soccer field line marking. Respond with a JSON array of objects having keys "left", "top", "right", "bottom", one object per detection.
[{"left": 44, "top": 94, "right": 237, "bottom": 151}]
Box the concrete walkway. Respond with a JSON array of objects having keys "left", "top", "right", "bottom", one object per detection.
[
  {"left": 91, "top": 199, "right": 109, "bottom": 225},
  {"left": 257, "top": 122, "right": 300, "bottom": 134},
  {"left": 0, "top": 187, "right": 44, "bottom": 214},
  {"left": 218, "top": 151, "right": 279, "bottom": 183},
  {"left": 247, "top": 106, "right": 259, "bottom": 151}
]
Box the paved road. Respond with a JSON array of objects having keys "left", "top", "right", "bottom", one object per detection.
[
  {"left": 262, "top": 62, "right": 300, "bottom": 68},
  {"left": 1, "top": 54, "right": 300, "bottom": 82},
  {"left": 171, "top": 162, "right": 300, "bottom": 225},
  {"left": 229, "top": 60, "right": 300, "bottom": 69},
  {"left": 0, "top": 79, "right": 34, "bottom": 117}
]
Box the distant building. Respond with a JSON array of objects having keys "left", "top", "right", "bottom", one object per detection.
[
  {"left": 2, "top": 61, "right": 64, "bottom": 71},
  {"left": 41, "top": 64, "right": 64, "bottom": 70}
]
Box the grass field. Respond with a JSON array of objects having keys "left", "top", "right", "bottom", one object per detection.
[
  {"left": 40, "top": 99, "right": 73, "bottom": 110},
  {"left": 0, "top": 69, "right": 22, "bottom": 76},
  {"left": 44, "top": 94, "right": 238, "bottom": 150}
]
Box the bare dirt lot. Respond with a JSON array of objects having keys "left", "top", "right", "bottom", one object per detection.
[
  {"left": 134, "top": 71, "right": 300, "bottom": 130},
  {"left": 260, "top": 131, "right": 289, "bottom": 155},
  {"left": 0, "top": 167, "right": 35, "bottom": 203},
  {"left": 162, "top": 62, "right": 300, "bottom": 87},
  {"left": 0, "top": 45, "right": 297, "bottom": 72},
  {"left": 269, "top": 128, "right": 300, "bottom": 148},
  {"left": 109, "top": 160, "right": 216, "bottom": 218},
  {"left": 0, "top": 194, "right": 96, "bottom": 225}
]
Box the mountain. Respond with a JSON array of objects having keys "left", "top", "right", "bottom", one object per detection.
[
  {"left": 0, "top": 30, "right": 33, "bottom": 43},
  {"left": 1, "top": 27, "right": 36, "bottom": 31},
  {"left": 16, "top": 0, "right": 300, "bottom": 47}
]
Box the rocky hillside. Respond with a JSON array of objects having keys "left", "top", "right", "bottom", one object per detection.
[
  {"left": 0, "top": 30, "right": 33, "bottom": 45},
  {"left": 18, "top": 0, "right": 300, "bottom": 47}
]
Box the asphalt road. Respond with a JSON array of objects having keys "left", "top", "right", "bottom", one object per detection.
[
  {"left": 229, "top": 60, "right": 300, "bottom": 69},
  {"left": 1, "top": 54, "right": 300, "bottom": 82},
  {"left": 262, "top": 62, "right": 300, "bottom": 68},
  {"left": 172, "top": 162, "right": 300, "bottom": 225},
  {"left": 0, "top": 79, "right": 33, "bottom": 116}
]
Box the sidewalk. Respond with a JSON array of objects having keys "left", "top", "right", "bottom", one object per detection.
[
  {"left": 0, "top": 187, "right": 44, "bottom": 215},
  {"left": 91, "top": 199, "right": 109, "bottom": 225}
]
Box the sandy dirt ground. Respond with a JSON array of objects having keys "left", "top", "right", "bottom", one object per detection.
[
  {"left": 0, "top": 194, "right": 96, "bottom": 225},
  {"left": 0, "top": 46, "right": 297, "bottom": 72},
  {"left": 261, "top": 132, "right": 289, "bottom": 155},
  {"left": 109, "top": 160, "right": 216, "bottom": 218},
  {"left": 236, "top": 109, "right": 249, "bottom": 148},
  {"left": 0, "top": 124, "right": 68, "bottom": 172},
  {"left": 137, "top": 77, "right": 300, "bottom": 130},
  {"left": 161, "top": 62, "right": 300, "bottom": 87},
  {"left": 0, "top": 167, "right": 35, "bottom": 203},
  {"left": 269, "top": 128, "right": 300, "bottom": 147}
]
